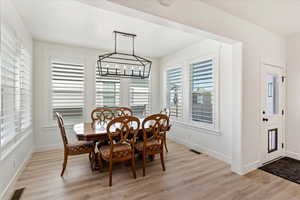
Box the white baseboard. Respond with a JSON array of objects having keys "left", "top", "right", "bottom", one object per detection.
[
  {"left": 241, "top": 160, "right": 260, "bottom": 175},
  {"left": 0, "top": 148, "right": 33, "bottom": 200},
  {"left": 285, "top": 151, "right": 299, "bottom": 160},
  {"left": 240, "top": 150, "right": 300, "bottom": 175},
  {"left": 169, "top": 135, "right": 232, "bottom": 164},
  {"left": 168, "top": 135, "right": 262, "bottom": 175}
]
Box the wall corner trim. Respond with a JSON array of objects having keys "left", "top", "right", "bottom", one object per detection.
[{"left": 240, "top": 160, "right": 260, "bottom": 175}]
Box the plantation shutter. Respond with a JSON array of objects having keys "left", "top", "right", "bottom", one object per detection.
[
  {"left": 0, "top": 24, "right": 19, "bottom": 153},
  {"left": 130, "top": 78, "right": 151, "bottom": 116},
  {"left": 167, "top": 67, "right": 182, "bottom": 118},
  {"left": 96, "top": 69, "right": 120, "bottom": 108},
  {"left": 190, "top": 59, "right": 214, "bottom": 124},
  {"left": 51, "top": 62, "right": 84, "bottom": 121},
  {"left": 20, "top": 47, "right": 32, "bottom": 131},
  {"left": 0, "top": 23, "right": 32, "bottom": 158}
]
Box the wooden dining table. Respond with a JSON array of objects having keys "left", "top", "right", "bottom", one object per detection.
[
  {"left": 73, "top": 117, "right": 170, "bottom": 170},
  {"left": 73, "top": 117, "right": 146, "bottom": 142}
]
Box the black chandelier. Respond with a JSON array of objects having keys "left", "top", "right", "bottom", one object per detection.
[{"left": 97, "top": 31, "right": 152, "bottom": 79}]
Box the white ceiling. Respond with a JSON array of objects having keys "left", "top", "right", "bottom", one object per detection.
[
  {"left": 12, "top": 0, "right": 203, "bottom": 58},
  {"left": 199, "top": 0, "right": 300, "bottom": 36}
]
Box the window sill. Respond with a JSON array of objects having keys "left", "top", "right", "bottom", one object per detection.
[
  {"left": 43, "top": 122, "right": 77, "bottom": 129},
  {"left": 171, "top": 120, "right": 221, "bottom": 136}
]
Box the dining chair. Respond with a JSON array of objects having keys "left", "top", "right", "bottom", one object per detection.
[
  {"left": 160, "top": 108, "right": 171, "bottom": 118},
  {"left": 56, "top": 112, "right": 95, "bottom": 177},
  {"left": 91, "top": 107, "right": 115, "bottom": 127},
  {"left": 160, "top": 108, "right": 171, "bottom": 152},
  {"left": 114, "top": 107, "right": 133, "bottom": 117},
  {"left": 136, "top": 114, "right": 169, "bottom": 176},
  {"left": 99, "top": 115, "right": 140, "bottom": 186}
]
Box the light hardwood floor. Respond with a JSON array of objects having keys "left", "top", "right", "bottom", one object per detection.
[{"left": 15, "top": 141, "right": 300, "bottom": 200}]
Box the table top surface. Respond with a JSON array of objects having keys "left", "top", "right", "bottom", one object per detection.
[
  {"left": 73, "top": 118, "right": 145, "bottom": 140},
  {"left": 73, "top": 117, "right": 171, "bottom": 141}
]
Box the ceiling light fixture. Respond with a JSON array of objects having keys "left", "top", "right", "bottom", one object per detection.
[{"left": 97, "top": 31, "right": 151, "bottom": 79}]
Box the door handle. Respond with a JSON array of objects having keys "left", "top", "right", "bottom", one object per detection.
[{"left": 262, "top": 118, "right": 269, "bottom": 122}]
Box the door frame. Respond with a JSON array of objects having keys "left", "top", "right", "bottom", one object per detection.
[{"left": 259, "top": 60, "right": 286, "bottom": 166}]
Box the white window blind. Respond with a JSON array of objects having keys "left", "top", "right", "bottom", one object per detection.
[
  {"left": 51, "top": 62, "right": 84, "bottom": 121},
  {"left": 0, "top": 23, "right": 32, "bottom": 158},
  {"left": 20, "top": 47, "right": 32, "bottom": 131},
  {"left": 166, "top": 67, "right": 182, "bottom": 118},
  {"left": 130, "top": 78, "right": 151, "bottom": 116},
  {"left": 96, "top": 70, "right": 120, "bottom": 108},
  {"left": 0, "top": 24, "right": 19, "bottom": 152},
  {"left": 190, "top": 59, "right": 214, "bottom": 124}
]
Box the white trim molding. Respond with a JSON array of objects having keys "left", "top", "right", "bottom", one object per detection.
[
  {"left": 285, "top": 151, "right": 300, "bottom": 160},
  {"left": 0, "top": 149, "right": 33, "bottom": 200},
  {"left": 162, "top": 53, "right": 220, "bottom": 134},
  {"left": 241, "top": 160, "right": 260, "bottom": 175},
  {"left": 173, "top": 120, "right": 221, "bottom": 135},
  {"left": 168, "top": 134, "right": 231, "bottom": 164}
]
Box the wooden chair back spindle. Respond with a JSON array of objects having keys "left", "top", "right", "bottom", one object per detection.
[
  {"left": 142, "top": 114, "right": 169, "bottom": 144},
  {"left": 106, "top": 116, "right": 140, "bottom": 147},
  {"left": 56, "top": 112, "right": 68, "bottom": 147},
  {"left": 91, "top": 108, "right": 115, "bottom": 127},
  {"left": 114, "top": 107, "right": 133, "bottom": 117}
]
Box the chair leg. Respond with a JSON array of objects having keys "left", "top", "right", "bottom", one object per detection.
[
  {"left": 90, "top": 151, "right": 96, "bottom": 170},
  {"left": 89, "top": 152, "right": 92, "bottom": 161},
  {"left": 109, "top": 160, "right": 113, "bottom": 187},
  {"left": 160, "top": 151, "right": 166, "bottom": 171},
  {"left": 131, "top": 154, "right": 137, "bottom": 179},
  {"left": 61, "top": 153, "right": 68, "bottom": 177},
  {"left": 98, "top": 153, "right": 104, "bottom": 171},
  {"left": 142, "top": 152, "right": 146, "bottom": 177},
  {"left": 164, "top": 134, "right": 168, "bottom": 152}
]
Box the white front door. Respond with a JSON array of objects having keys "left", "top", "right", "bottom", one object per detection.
[{"left": 260, "top": 64, "right": 285, "bottom": 164}]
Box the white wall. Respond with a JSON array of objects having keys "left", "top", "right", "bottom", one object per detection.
[
  {"left": 0, "top": 0, "right": 33, "bottom": 199},
  {"left": 286, "top": 34, "right": 300, "bottom": 159},
  {"left": 160, "top": 39, "right": 233, "bottom": 163},
  {"left": 33, "top": 40, "right": 160, "bottom": 151},
  {"left": 97, "top": 0, "right": 286, "bottom": 174}
]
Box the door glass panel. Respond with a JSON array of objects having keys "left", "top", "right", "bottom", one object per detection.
[
  {"left": 266, "top": 75, "right": 279, "bottom": 115},
  {"left": 268, "top": 128, "right": 278, "bottom": 153}
]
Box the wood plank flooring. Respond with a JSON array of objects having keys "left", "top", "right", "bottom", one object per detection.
[{"left": 14, "top": 141, "right": 300, "bottom": 200}]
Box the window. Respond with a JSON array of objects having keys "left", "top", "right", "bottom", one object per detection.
[
  {"left": 166, "top": 67, "right": 182, "bottom": 118},
  {"left": 96, "top": 71, "right": 120, "bottom": 108},
  {"left": 130, "top": 78, "right": 151, "bottom": 116},
  {"left": 190, "top": 59, "right": 214, "bottom": 124},
  {"left": 51, "top": 62, "right": 84, "bottom": 121},
  {"left": 0, "top": 24, "right": 19, "bottom": 153},
  {"left": 0, "top": 23, "right": 32, "bottom": 158},
  {"left": 20, "top": 47, "right": 32, "bottom": 132}
]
